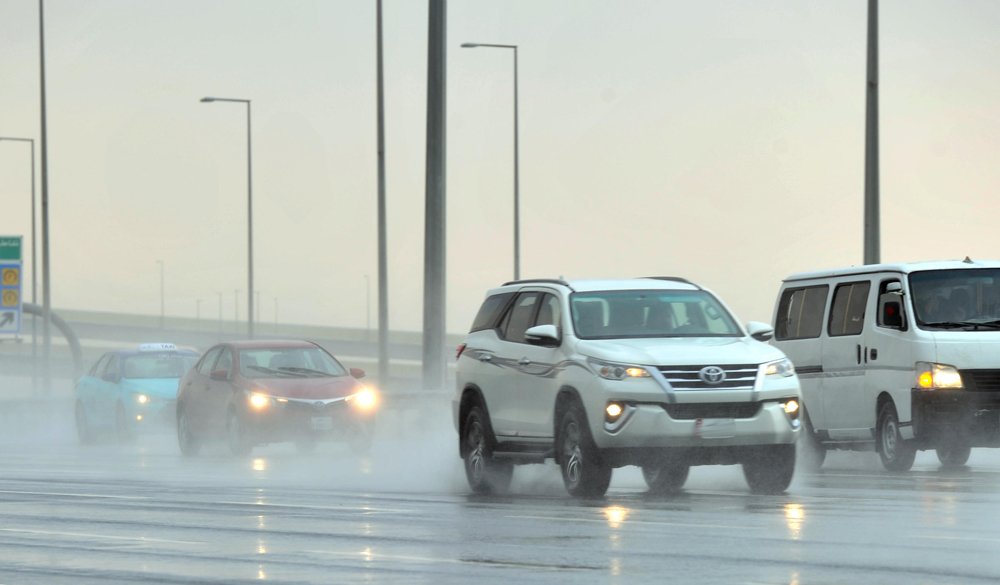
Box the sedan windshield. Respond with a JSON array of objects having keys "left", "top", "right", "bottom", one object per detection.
[
  {"left": 909, "top": 269, "right": 1000, "bottom": 330},
  {"left": 570, "top": 290, "right": 741, "bottom": 339},
  {"left": 239, "top": 347, "right": 348, "bottom": 379},
  {"left": 123, "top": 354, "right": 198, "bottom": 379}
]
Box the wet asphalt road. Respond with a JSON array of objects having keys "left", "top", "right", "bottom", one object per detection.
[{"left": 2, "top": 428, "right": 1000, "bottom": 585}]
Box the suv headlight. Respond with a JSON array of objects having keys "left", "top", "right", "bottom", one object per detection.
[
  {"left": 763, "top": 358, "right": 795, "bottom": 377},
  {"left": 916, "top": 362, "right": 963, "bottom": 390},
  {"left": 587, "top": 358, "right": 651, "bottom": 381}
]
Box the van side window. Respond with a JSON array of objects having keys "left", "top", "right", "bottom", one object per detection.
[
  {"left": 877, "top": 280, "right": 906, "bottom": 329},
  {"left": 469, "top": 292, "right": 514, "bottom": 333},
  {"left": 775, "top": 285, "right": 828, "bottom": 340},
  {"left": 828, "top": 282, "right": 871, "bottom": 337}
]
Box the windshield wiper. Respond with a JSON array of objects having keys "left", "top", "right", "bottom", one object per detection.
[
  {"left": 276, "top": 366, "right": 331, "bottom": 377},
  {"left": 248, "top": 365, "right": 300, "bottom": 377}
]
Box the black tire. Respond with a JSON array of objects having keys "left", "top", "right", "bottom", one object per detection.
[
  {"left": 937, "top": 440, "right": 971, "bottom": 468},
  {"left": 799, "top": 408, "right": 826, "bottom": 471},
  {"left": 557, "top": 402, "right": 612, "bottom": 498},
  {"left": 177, "top": 406, "right": 201, "bottom": 457},
  {"left": 742, "top": 444, "right": 796, "bottom": 495},
  {"left": 463, "top": 406, "right": 513, "bottom": 494},
  {"left": 642, "top": 460, "right": 690, "bottom": 494},
  {"left": 115, "top": 402, "right": 135, "bottom": 444},
  {"left": 75, "top": 400, "right": 96, "bottom": 444},
  {"left": 226, "top": 410, "right": 253, "bottom": 456},
  {"left": 877, "top": 402, "right": 916, "bottom": 472}
]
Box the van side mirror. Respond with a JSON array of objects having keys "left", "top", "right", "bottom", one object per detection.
[
  {"left": 525, "top": 324, "right": 561, "bottom": 347},
  {"left": 746, "top": 321, "right": 774, "bottom": 342},
  {"left": 350, "top": 367, "right": 366, "bottom": 379},
  {"left": 879, "top": 293, "right": 906, "bottom": 329}
]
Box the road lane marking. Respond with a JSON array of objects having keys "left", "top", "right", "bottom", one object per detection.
[
  {"left": 307, "top": 549, "right": 599, "bottom": 571},
  {"left": 0, "top": 528, "right": 203, "bottom": 545},
  {"left": 507, "top": 515, "right": 760, "bottom": 530},
  {"left": 0, "top": 490, "right": 148, "bottom": 501}
]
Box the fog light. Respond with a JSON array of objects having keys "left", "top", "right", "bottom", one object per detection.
[
  {"left": 607, "top": 403, "right": 623, "bottom": 418},
  {"left": 784, "top": 400, "right": 799, "bottom": 414}
]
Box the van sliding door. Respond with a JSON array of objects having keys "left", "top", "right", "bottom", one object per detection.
[{"left": 823, "top": 280, "right": 873, "bottom": 437}]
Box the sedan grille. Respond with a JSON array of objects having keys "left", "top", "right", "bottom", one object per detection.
[
  {"left": 657, "top": 364, "right": 758, "bottom": 390},
  {"left": 663, "top": 402, "right": 762, "bottom": 420},
  {"left": 961, "top": 370, "right": 1000, "bottom": 393}
]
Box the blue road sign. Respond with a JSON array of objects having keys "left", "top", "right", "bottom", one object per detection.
[{"left": 0, "top": 261, "right": 22, "bottom": 334}]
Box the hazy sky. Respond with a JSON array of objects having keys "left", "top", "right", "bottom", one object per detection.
[{"left": 2, "top": 0, "right": 999, "bottom": 334}]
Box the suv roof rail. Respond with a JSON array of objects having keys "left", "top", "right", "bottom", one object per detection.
[
  {"left": 642, "top": 276, "right": 701, "bottom": 289},
  {"left": 502, "top": 278, "right": 575, "bottom": 291}
]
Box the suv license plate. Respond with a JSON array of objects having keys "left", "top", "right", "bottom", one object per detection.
[
  {"left": 311, "top": 417, "right": 334, "bottom": 432},
  {"left": 696, "top": 418, "right": 735, "bottom": 439}
]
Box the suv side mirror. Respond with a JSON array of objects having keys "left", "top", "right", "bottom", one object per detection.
[
  {"left": 525, "top": 324, "right": 561, "bottom": 347},
  {"left": 350, "top": 367, "right": 366, "bottom": 379},
  {"left": 746, "top": 321, "right": 774, "bottom": 342},
  {"left": 102, "top": 372, "right": 120, "bottom": 383},
  {"left": 209, "top": 369, "right": 229, "bottom": 381}
]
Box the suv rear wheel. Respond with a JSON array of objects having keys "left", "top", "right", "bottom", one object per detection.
[
  {"left": 742, "top": 444, "right": 796, "bottom": 494},
  {"left": 642, "top": 460, "right": 689, "bottom": 494},
  {"left": 463, "top": 406, "right": 513, "bottom": 494},
  {"left": 557, "top": 402, "right": 611, "bottom": 497}
]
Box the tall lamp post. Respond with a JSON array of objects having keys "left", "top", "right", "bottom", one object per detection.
[
  {"left": 156, "top": 259, "right": 164, "bottom": 328},
  {"left": 461, "top": 42, "right": 520, "bottom": 280},
  {"left": 201, "top": 96, "right": 254, "bottom": 337},
  {"left": 0, "top": 136, "right": 37, "bottom": 394}
]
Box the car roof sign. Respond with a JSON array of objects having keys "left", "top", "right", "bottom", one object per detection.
[{"left": 139, "top": 343, "right": 177, "bottom": 352}]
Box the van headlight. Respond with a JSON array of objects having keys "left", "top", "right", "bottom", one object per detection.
[
  {"left": 764, "top": 358, "right": 795, "bottom": 377},
  {"left": 587, "top": 358, "right": 650, "bottom": 381},
  {"left": 916, "top": 362, "right": 963, "bottom": 390}
]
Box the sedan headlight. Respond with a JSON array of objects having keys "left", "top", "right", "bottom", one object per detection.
[
  {"left": 764, "top": 358, "right": 795, "bottom": 377},
  {"left": 349, "top": 388, "right": 377, "bottom": 410},
  {"left": 916, "top": 362, "right": 963, "bottom": 390},
  {"left": 249, "top": 393, "right": 274, "bottom": 409},
  {"left": 587, "top": 358, "right": 651, "bottom": 381}
]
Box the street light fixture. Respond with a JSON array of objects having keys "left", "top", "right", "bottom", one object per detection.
[
  {"left": 0, "top": 136, "right": 38, "bottom": 394},
  {"left": 201, "top": 96, "right": 254, "bottom": 337},
  {"left": 462, "top": 41, "right": 521, "bottom": 280}
]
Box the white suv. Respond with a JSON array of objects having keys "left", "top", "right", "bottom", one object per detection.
[{"left": 453, "top": 277, "right": 802, "bottom": 497}]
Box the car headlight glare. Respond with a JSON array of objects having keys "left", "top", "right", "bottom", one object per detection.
[
  {"left": 352, "top": 388, "right": 376, "bottom": 409},
  {"left": 606, "top": 403, "right": 623, "bottom": 419},
  {"left": 916, "top": 362, "right": 963, "bottom": 390},
  {"left": 132, "top": 393, "right": 152, "bottom": 404},
  {"left": 783, "top": 399, "right": 799, "bottom": 415},
  {"left": 588, "top": 358, "right": 650, "bottom": 380},
  {"left": 249, "top": 394, "right": 271, "bottom": 408},
  {"left": 764, "top": 358, "right": 795, "bottom": 377}
]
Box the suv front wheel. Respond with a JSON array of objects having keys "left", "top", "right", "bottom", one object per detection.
[
  {"left": 557, "top": 402, "right": 612, "bottom": 497},
  {"left": 463, "top": 406, "right": 513, "bottom": 494},
  {"left": 742, "top": 444, "right": 796, "bottom": 494}
]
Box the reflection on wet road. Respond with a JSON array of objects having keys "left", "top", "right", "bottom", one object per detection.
[{"left": 1, "top": 436, "right": 1000, "bottom": 584}]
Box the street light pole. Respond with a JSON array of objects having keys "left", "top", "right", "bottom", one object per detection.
[
  {"left": 461, "top": 42, "right": 520, "bottom": 280},
  {"left": 38, "top": 0, "right": 52, "bottom": 395},
  {"left": 364, "top": 275, "right": 371, "bottom": 342},
  {"left": 217, "top": 292, "right": 223, "bottom": 337},
  {"left": 863, "top": 0, "right": 880, "bottom": 265},
  {"left": 0, "top": 136, "right": 37, "bottom": 394},
  {"left": 156, "top": 260, "right": 164, "bottom": 328},
  {"left": 201, "top": 96, "right": 254, "bottom": 337},
  {"left": 376, "top": 0, "right": 390, "bottom": 391},
  {"left": 196, "top": 299, "right": 201, "bottom": 328}
]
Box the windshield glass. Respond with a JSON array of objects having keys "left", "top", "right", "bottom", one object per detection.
[
  {"left": 909, "top": 269, "right": 1000, "bottom": 330},
  {"left": 123, "top": 354, "right": 198, "bottom": 379},
  {"left": 239, "top": 347, "right": 348, "bottom": 379},
  {"left": 570, "top": 290, "right": 741, "bottom": 339}
]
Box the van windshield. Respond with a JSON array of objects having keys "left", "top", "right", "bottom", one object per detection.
[
  {"left": 570, "top": 290, "right": 741, "bottom": 339},
  {"left": 909, "top": 269, "right": 1000, "bottom": 330}
]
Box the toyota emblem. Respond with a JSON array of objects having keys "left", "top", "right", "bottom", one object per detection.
[
  {"left": 314, "top": 401, "right": 324, "bottom": 410},
  {"left": 698, "top": 366, "right": 726, "bottom": 385}
]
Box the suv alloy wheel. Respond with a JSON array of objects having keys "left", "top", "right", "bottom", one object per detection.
[
  {"left": 558, "top": 402, "right": 611, "bottom": 497},
  {"left": 463, "top": 406, "right": 513, "bottom": 494}
]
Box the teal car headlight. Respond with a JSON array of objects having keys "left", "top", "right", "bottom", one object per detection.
[{"left": 132, "top": 393, "right": 163, "bottom": 405}]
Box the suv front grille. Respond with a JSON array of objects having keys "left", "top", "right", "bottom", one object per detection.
[
  {"left": 663, "top": 402, "right": 762, "bottom": 420},
  {"left": 961, "top": 370, "right": 1000, "bottom": 393},
  {"left": 657, "top": 364, "right": 758, "bottom": 390}
]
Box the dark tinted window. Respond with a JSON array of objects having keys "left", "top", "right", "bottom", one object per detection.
[
  {"left": 829, "top": 282, "right": 871, "bottom": 337},
  {"left": 501, "top": 293, "right": 540, "bottom": 343},
  {"left": 775, "top": 285, "right": 829, "bottom": 340},
  {"left": 470, "top": 293, "right": 514, "bottom": 332},
  {"left": 123, "top": 354, "right": 198, "bottom": 379},
  {"left": 197, "top": 347, "right": 222, "bottom": 375},
  {"left": 214, "top": 349, "right": 234, "bottom": 376}
]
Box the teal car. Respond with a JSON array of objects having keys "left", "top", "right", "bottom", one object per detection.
[{"left": 74, "top": 344, "right": 200, "bottom": 443}]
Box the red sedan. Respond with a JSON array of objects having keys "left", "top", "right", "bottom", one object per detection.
[{"left": 176, "top": 340, "right": 377, "bottom": 456}]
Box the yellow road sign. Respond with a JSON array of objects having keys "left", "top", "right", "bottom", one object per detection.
[
  {"left": 1, "top": 289, "right": 17, "bottom": 307},
  {"left": 1, "top": 268, "right": 17, "bottom": 286}
]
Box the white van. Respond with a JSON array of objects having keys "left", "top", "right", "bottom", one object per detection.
[{"left": 771, "top": 259, "right": 1000, "bottom": 471}]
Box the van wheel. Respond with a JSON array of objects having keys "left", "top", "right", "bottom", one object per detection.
[
  {"left": 937, "top": 440, "right": 971, "bottom": 468},
  {"left": 558, "top": 402, "right": 612, "bottom": 498},
  {"left": 75, "top": 401, "right": 96, "bottom": 444},
  {"left": 742, "top": 444, "right": 796, "bottom": 494},
  {"left": 463, "top": 406, "right": 513, "bottom": 494},
  {"left": 227, "top": 410, "right": 253, "bottom": 456},
  {"left": 642, "top": 460, "right": 689, "bottom": 494},
  {"left": 115, "top": 402, "right": 135, "bottom": 444},
  {"left": 800, "top": 408, "right": 826, "bottom": 470},
  {"left": 177, "top": 407, "right": 201, "bottom": 457},
  {"left": 877, "top": 402, "right": 915, "bottom": 472}
]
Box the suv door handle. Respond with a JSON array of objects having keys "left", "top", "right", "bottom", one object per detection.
[
  {"left": 518, "top": 358, "right": 531, "bottom": 366},
  {"left": 479, "top": 354, "right": 492, "bottom": 362}
]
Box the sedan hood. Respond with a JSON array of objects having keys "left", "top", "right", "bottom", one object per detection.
[
  {"left": 575, "top": 336, "right": 783, "bottom": 367},
  {"left": 243, "top": 375, "right": 363, "bottom": 400},
  {"left": 121, "top": 378, "right": 182, "bottom": 400}
]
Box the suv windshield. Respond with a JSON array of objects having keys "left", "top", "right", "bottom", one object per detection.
[
  {"left": 239, "top": 347, "right": 348, "bottom": 379},
  {"left": 910, "top": 269, "right": 1000, "bottom": 330},
  {"left": 570, "top": 290, "right": 741, "bottom": 339},
  {"left": 123, "top": 354, "right": 198, "bottom": 379}
]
